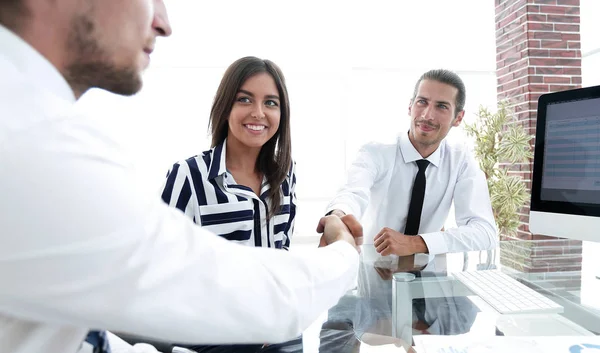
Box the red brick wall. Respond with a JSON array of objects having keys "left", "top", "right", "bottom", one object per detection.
[
  {"left": 495, "top": 0, "right": 582, "bottom": 278},
  {"left": 496, "top": 0, "right": 581, "bottom": 239}
]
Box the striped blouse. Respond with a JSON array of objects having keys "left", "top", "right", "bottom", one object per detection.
[{"left": 160, "top": 140, "right": 296, "bottom": 250}]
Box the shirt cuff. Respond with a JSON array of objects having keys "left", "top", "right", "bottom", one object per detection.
[
  {"left": 326, "top": 240, "right": 359, "bottom": 264},
  {"left": 419, "top": 231, "right": 448, "bottom": 255},
  {"left": 325, "top": 204, "right": 356, "bottom": 217}
]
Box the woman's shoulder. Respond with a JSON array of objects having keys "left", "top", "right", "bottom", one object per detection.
[
  {"left": 278, "top": 159, "right": 296, "bottom": 195},
  {"left": 285, "top": 159, "right": 297, "bottom": 180},
  {"left": 170, "top": 149, "right": 214, "bottom": 176},
  {"left": 289, "top": 159, "right": 296, "bottom": 173}
]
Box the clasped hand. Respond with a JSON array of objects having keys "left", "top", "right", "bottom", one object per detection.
[
  {"left": 373, "top": 227, "right": 422, "bottom": 256},
  {"left": 316, "top": 214, "right": 363, "bottom": 252}
]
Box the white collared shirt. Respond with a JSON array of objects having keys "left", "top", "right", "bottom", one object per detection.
[
  {"left": 0, "top": 24, "right": 358, "bottom": 353},
  {"left": 327, "top": 132, "right": 498, "bottom": 255}
]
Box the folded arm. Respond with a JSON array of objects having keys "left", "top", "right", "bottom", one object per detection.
[{"left": 419, "top": 155, "right": 498, "bottom": 255}]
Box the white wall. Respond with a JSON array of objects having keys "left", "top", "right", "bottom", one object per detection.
[
  {"left": 581, "top": 0, "right": 600, "bottom": 87},
  {"left": 75, "top": 0, "right": 498, "bottom": 238}
]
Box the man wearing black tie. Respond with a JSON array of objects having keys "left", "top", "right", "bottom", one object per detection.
[
  {"left": 320, "top": 69, "right": 495, "bottom": 341},
  {"left": 324, "top": 69, "right": 498, "bottom": 257}
]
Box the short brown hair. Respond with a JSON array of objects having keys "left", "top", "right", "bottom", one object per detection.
[
  {"left": 412, "top": 69, "right": 466, "bottom": 117},
  {"left": 0, "top": 0, "right": 28, "bottom": 31},
  {"left": 209, "top": 56, "right": 292, "bottom": 217}
]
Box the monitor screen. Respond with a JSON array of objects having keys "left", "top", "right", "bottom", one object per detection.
[
  {"left": 531, "top": 85, "right": 600, "bottom": 239},
  {"left": 540, "top": 97, "right": 600, "bottom": 205}
]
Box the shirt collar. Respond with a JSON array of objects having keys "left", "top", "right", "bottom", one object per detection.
[
  {"left": 207, "top": 139, "right": 228, "bottom": 180},
  {"left": 207, "top": 139, "right": 271, "bottom": 199},
  {"left": 398, "top": 130, "right": 442, "bottom": 168},
  {"left": 0, "top": 24, "right": 76, "bottom": 103}
]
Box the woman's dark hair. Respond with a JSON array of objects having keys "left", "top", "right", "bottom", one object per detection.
[{"left": 209, "top": 56, "right": 292, "bottom": 217}]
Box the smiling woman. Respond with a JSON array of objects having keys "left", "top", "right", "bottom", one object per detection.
[
  {"left": 161, "top": 56, "right": 295, "bottom": 245},
  {"left": 159, "top": 56, "right": 297, "bottom": 350}
]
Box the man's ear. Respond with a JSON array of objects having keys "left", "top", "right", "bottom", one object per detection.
[
  {"left": 408, "top": 100, "right": 413, "bottom": 116},
  {"left": 452, "top": 110, "right": 465, "bottom": 127}
]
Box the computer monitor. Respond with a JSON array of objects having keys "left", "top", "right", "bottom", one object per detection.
[{"left": 530, "top": 85, "right": 600, "bottom": 242}]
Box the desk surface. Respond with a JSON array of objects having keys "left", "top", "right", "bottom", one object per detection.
[
  {"left": 123, "top": 241, "right": 600, "bottom": 353},
  {"left": 288, "top": 241, "right": 599, "bottom": 353}
]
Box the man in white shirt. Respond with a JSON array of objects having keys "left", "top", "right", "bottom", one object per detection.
[
  {"left": 0, "top": 1, "right": 362, "bottom": 352},
  {"left": 325, "top": 69, "right": 498, "bottom": 257},
  {"left": 321, "top": 70, "right": 496, "bottom": 340}
]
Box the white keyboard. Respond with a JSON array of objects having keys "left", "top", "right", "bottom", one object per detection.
[{"left": 454, "top": 270, "right": 563, "bottom": 315}]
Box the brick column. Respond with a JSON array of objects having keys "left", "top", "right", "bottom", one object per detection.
[{"left": 495, "top": 0, "right": 582, "bottom": 286}]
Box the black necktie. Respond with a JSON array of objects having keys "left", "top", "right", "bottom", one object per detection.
[
  {"left": 402, "top": 159, "right": 430, "bottom": 329},
  {"left": 404, "top": 159, "right": 429, "bottom": 236}
]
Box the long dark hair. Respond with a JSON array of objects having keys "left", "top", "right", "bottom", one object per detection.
[{"left": 209, "top": 56, "right": 292, "bottom": 217}]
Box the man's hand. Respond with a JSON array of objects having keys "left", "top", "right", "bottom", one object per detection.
[
  {"left": 317, "top": 212, "right": 363, "bottom": 247},
  {"left": 316, "top": 215, "right": 360, "bottom": 252},
  {"left": 373, "top": 227, "right": 428, "bottom": 256}
]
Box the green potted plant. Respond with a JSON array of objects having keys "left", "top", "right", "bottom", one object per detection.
[{"left": 464, "top": 102, "right": 533, "bottom": 238}]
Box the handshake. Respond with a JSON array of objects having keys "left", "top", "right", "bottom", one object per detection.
[{"left": 315, "top": 210, "right": 363, "bottom": 252}]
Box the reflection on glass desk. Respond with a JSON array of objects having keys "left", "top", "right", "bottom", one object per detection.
[
  {"left": 121, "top": 241, "right": 600, "bottom": 353},
  {"left": 306, "top": 241, "right": 600, "bottom": 353}
]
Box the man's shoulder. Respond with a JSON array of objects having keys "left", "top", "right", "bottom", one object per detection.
[
  {"left": 440, "top": 138, "right": 482, "bottom": 177},
  {"left": 360, "top": 140, "right": 398, "bottom": 154},
  {"left": 0, "top": 64, "right": 75, "bottom": 146},
  {"left": 353, "top": 141, "right": 398, "bottom": 171},
  {"left": 441, "top": 138, "right": 474, "bottom": 159}
]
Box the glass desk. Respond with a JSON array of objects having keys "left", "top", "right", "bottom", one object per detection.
[
  {"left": 120, "top": 240, "right": 600, "bottom": 352},
  {"left": 309, "top": 241, "right": 600, "bottom": 352}
]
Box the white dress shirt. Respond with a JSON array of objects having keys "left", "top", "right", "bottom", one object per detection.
[
  {"left": 326, "top": 132, "right": 498, "bottom": 255},
  {"left": 0, "top": 25, "right": 358, "bottom": 353}
]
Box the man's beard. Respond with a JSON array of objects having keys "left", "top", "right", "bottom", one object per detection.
[{"left": 64, "top": 13, "right": 142, "bottom": 97}]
